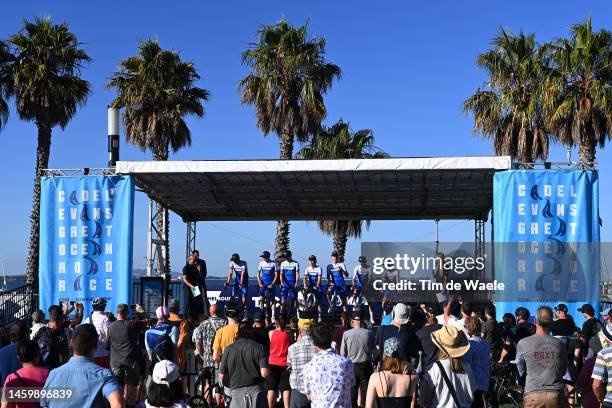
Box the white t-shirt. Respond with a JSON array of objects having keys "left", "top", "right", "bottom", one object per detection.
[
  {"left": 87, "top": 311, "right": 110, "bottom": 358},
  {"left": 436, "top": 314, "right": 458, "bottom": 326},
  {"left": 421, "top": 359, "right": 476, "bottom": 408}
]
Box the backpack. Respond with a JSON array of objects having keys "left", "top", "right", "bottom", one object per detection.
[
  {"left": 35, "top": 326, "right": 68, "bottom": 369},
  {"left": 148, "top": 326, "right": 176, "bottom": 374}
]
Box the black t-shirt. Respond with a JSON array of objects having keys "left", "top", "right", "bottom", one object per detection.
[
  {"left": 376, "top": 324, "right": 419, "bottom": 362},
  {"left": 482, "top": 319, "right": 503, "bottom": 352},
  {"left": 551, "top": 318, "right": 577, "bottom": 337},
  {"left": 108, "top": 319, "right": 144, "bottom": 367},
  {"left": 219, "top": 339, "right": 268, "bottom": 389},
  {"left": 582, "top": 318, "right": 602, "bottom": 342},
  {"left": 416, "top": 323, "right": 442, "bottom": 368},
  {"left": 183, "top": 262, "right": 206, "bottom": 287},
  {"left": 252, "top": 327, "right": 271, "bottom": 354}
]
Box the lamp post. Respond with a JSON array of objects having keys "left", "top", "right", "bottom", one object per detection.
[{"left": 108, "top": 106, "right": 120, "bottom": 167}]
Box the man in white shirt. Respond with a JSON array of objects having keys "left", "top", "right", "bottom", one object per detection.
[{"left": 88, "top": 297, "right": 111, "bottom": 368}]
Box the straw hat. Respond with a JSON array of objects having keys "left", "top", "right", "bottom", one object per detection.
[{"left": 431, "top": 324, "right": 470, "bottom": 358}]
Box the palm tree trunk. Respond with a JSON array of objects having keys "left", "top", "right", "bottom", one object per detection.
[
  {"left": 333, "top": 221, "right": 349, "bottom": 260},
  {"left": 578, "top": 137, "right": 596, "bottom": 168},
  {"left": 26, "top": 123, "right": 52, "bottom": 286},
  {"left": 275, "top": 132, "right": 293, "bottom": 260},
  {"left": 153, "top": 150, "right": 170, "bottom": 278}
]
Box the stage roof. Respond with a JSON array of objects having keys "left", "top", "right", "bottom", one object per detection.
[{"left": 116, "top": 156, "right": 512, "bottom": 222}]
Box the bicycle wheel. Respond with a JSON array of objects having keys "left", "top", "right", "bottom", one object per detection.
[{"left": 188, "top": 395, "right": 209, "bottom": 408}]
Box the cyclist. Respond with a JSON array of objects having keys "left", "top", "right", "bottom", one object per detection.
[
  {"left": 352, "top": 255, "right": 375, "bottom": 324},
  {"left": 326, "top": 250, "right": 349, "bottom": 313},
  {"left": 280, "top": 250, "right": 300, "bottom": 313},
  {"left": 257, "top": 250, "right": 278, "bottom": 318},
  {"left": 303, "top": 255, "right": 323, "bottom": 319},
  {"left": 225, "top": 253, "right": 248, "bottom": 308}
]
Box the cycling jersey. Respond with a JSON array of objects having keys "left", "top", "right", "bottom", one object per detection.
[
  {"left": 304, "top": 265, "right": 322, "bottom": 288},
  {"left": 258, "top": 260, "right": 277, "bottom": 286},
  {"left": 327, "top": 262, "right": 348, "bottom": 286},
  {"left": 229, "top": 260, "right": 248, "bottom": 285},
  {"left": 280, "top": 260, "right": 299, "bottom": 287},
  {"left": 352, "top": 265, "right": 371, "bottom": 288}
]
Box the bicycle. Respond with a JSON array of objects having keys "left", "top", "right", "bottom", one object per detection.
[
  {"left": 326, "top": 285, "right": 344, "bottom": 317},
  {"left": 188, "top": 366, "right": 232, "bottom": 408},
  {"left": 223, "top": 282, "right": 244, "bottom": 318},
  {"left": 489, "top": 362, "right": 522, "bottom": 407},
  {"left": 298, "top": 287, "right": 319, "bottom": 319}
]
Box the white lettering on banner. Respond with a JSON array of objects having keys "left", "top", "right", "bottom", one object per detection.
[
  {"left": 570, "top": 223, "right": 577, "bottom": 235},
  {"left": 518, "top": 260, "right": 525, "bottom": 272},
  {"left": 531, "top": 204, "right": 538, "bottom": 216},
  {"left": 518, "top": 222, "right": 525, "bottom": 234},
  {"left": 89, "top": 279, "right": 96, "bottom": 291},
  {"left": 557, "top": 185, "right": 564, "bottom": 197},
  {"left": 81, "top": 190, "right": 89, "bottom": 202},
  {"left": 544, "top": 185, "right": 552, "bottom": 197},
  {"left": 570, "top": 204, "right": 577, "bottom": 216},
  {"left": 58, "top": 244, "right": 65, "bottom": 256},
  {"left": 58, "top": 280, "right": 66, "bottom": 292},
  {"left": 74, "top": 262, "right": 81, "bottom": 273},
  {"left": 58, "top": 208, "right": 65, "bottom": 220},
  {"left": 543, "top": 223, "right": 551, "bottom": 235},
  {"left": 518, "top": 203, "right": 525, "bottom": 215},
  {"left": 530, "top": 223, "right": 538, "bottom": 235},
  {"left": 70, "top": 226, "right": 77, "bottom": 238},
  {"left": 553, "top": 280, "right": 560, "bottom": 292},
  {"left": 58, "top": 262, "right": 66, "bottom": 274},
  {"left": 518, "top": 279, "right": 526, "bottom": 291},
  {"left": 81, "top": 225, "right": 88, "bottom": 236},
  {"left": 518, "top": 184, "right": 526, "bottom": 196},
  {"left": 70, "top": 244, "right": 77, "bottom": 256},
  {"left": 58, "top": 191, "right": 65, "bottom": 202},
  {"left": 556, "top": 204, "right": 565, "bottom": 216},
  {"left": 93, "top": 190, "right": 100, "bottom": 201},
  {"left": 70, "top": 208, "right": 77, "bottom": 220},
  {"left": 58, "top": 226, "right": 65, "bottom": 238},
  {"left": 105, "top": 188, "right": 115, "bottom": 201},
  {"left": 105, "top": 243, "right": 112, "bottom": 255},
  {"left": 81, "top": 244, "right": 88, "bottom": 256},
  {"left": 105, "top": 225, "right": 112, "bottom": 237},
  {"left": 105, "top": 208, "right": 112, "bottom": 220},
  {"left": 105, "top": 261, "right": 112, "bottom": 272},
  {"left": 105, "top": 279, "right": 112, "bottom": 291}
]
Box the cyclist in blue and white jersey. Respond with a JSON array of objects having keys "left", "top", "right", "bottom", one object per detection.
[
  {"left": 352, "top": 256, "right": 375, "bottom": 323},
  {"left": 326, "top": 251, "right": 349, "bottom": 312},
  {"left": 280, "top": 250, "right": 299, "bottom": 312},
  {"left": 257, "top": 250, "right": 278, "bottom": 314},
  {"left": 303, "top": 255, "right": 323, "bottom": 317},
  {"left": 225, "top": 253, "right": 248, "bottom": 308}
]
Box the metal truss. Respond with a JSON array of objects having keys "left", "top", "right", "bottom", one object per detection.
[
  {"left": 475, "top": 219, "right": 486, "bottom": 281},
  {"left": 185, "top": 222, "right": 197, "bottom": 263},
  {"left": 146, "top": 200, "right": 170, "bottom": 279},
  {"left": 516, "top": 162, "right": 596, "bottom": 170},
  {"left": 44, "top": 168, "right": 115, "bottom": 177}
]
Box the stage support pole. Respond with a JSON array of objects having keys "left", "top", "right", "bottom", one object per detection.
[
  {"left": 186, "top": 222, "right": 197, "bottom": 262},
  {"left": 107, "top": 106, "right": 120, "bottom": 167},
  {"left": 475, "top": 219, "right": 485, "bottom": 281}
]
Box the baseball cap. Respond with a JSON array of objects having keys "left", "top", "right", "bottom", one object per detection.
[
  {"left": 283, "top": 250, "right": 292, "bottom": 258},
  {"left": 578, "top": 304, "right": 595, "bottom": 315},
  {"left": 260, "top": 250, "right": 271, "bottom": 258},
  {"left": 155, "top": 306, "right": 168, "bottom": 319},
  {"left": 555, "top": 304, "right": 568, "bottom": 313},
  {"left": 331, "top": 250, "right": 339, "bottom": 257},
  {"left": 308, "top": 255, "right": 317, "bottom": 261},
  {"left": 358, "top": 256, "right": 367, "bottom": 262},
  {"left": 152, "top": 360, "right": 180, "bottom": 386},
  {"left": 351, "top": 311, "right": 362, "bottom": 321},
  {"left": 392, "top": 303, "right": 410, "bottom": 325},
  {"left": 253, "top": 310, "right": 263, "bottom": 322},
  {"left": 230, "top": 253, "right": 240, "bottom": 261}
]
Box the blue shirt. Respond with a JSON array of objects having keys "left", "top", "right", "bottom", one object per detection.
[
  {"left": 304, "top": 265, "right": 322, "bottom": 287},
  {"left": 229, "top": 260, "right": 248, "bottom": 285},
  {"left": 0, "top": 343, "right": 20, "bottom": 385},
  {"left": 380, "top": 313, "right": 393, "bottom": 326},
  {"left": 40, "top": 356, "right": 121, "bottom": 408},
  {"left": 327, "top": 263, "right": 347, "bottom": 286},
  {"left": 281, "top": 260, "right": 299, "bottom": 286},
  {"left": 144, "top": 323, "right": 179, "bottom": 353},
  {"left": 258, "top": 261, "right": 277, "bottom": 284},
  {"left": 464, "top": 336, "right": 491, "bottom": 391}
]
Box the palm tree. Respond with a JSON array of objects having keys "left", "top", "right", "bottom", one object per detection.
[
  {"left": 239, "top": 19, "right": 341, "bottom": 261},
  {"left": 464, "top": 29, "right": 549, "bottom": 163},
  {"left": 296, "top": 120, "right": 388, "bottom": 259},
  {"left": 4, "top": 18, "right": 91, "bottom": 284},
  {"left": 108, "top": 40, "right": 209, "bottom": 276},
  {"left": 0, "top": 40, "right": 11, "bottom": 130},
  {"left": 542, "top": 18, "right": 612, "bottom": 166}
]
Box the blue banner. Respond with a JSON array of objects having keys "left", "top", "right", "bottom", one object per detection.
[
  {"left": 39, "top": 175, "right": 134, "bottom": 317},
  {"left": 493, "top": 170, "right": 600, "bottom": 325}
]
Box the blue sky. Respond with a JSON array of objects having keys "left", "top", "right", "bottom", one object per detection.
[{"left": 0, "top": 1, "right": 610, "bottom": 277}]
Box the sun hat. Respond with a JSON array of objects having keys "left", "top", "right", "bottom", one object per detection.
[
  {"left": 383, "top": 337, "right": 400, "bottom": 357},
  {"left": 392, "top": 303, "right": 410, "bottom": 325},
  {"left": 431, "top": 324, "right": 470, "bottom": 358},
  {"left": 155, "top": 306, "right": 168, "bottom": 319},
  {"left": 152, "top": 360, "right": 180, "bottom": 386}
]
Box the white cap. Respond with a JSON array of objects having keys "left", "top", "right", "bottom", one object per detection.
[
  {"left": 392, "top": 303, "right": 410, "bottom": 325},
  {"left": 155, "top": 306, "right": 168, "bottom": 320},
  {"left": 152, "top": 360, "right": 180, "bottom": 386}
]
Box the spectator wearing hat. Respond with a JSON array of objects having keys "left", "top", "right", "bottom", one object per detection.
[
  {"left": 30, "top": 309, "right": 46, "bottom": 340},
  {"left": 287, "top": 319, "right": 316, "bottom": 408},
  {"left": 219, "top": 323, "right": 269, "bottom": 408},
  {"left": 580, "top": 304, "right": 603, "bottom": 345},
  {"left": 419, "top": 324, "right": 475, "bottom": 408},
  {"left": 516, "top": 306, "right": 568, "bottom": 408},
  {"left": 0, "top": 320, "right": 30, "bottom": 384},
  {"left": 252, "top": 311, "right": 271, "bottom": 352},
  {"left": 88, "top": 297, "right": 111, "bottom": 368},
  {"left": 376, "top": 304, "right": 419, "bottom": 368},
  {"left": 303, "top": 323, "right": 354, "bottom": 408},
  {"left": 463, "top": 317, "right": 490, "bottom": 408},
  {"left": 146, "top": 360, "right": 188, "bottom": 408},
  {"left": 590, "top": 323, "right": 612, "bottom": 408},
  {"left": 552, "top": 304, "right": 581, "bottom": 406},
  {"left": 145, "top": 306, "right": 179, "bottom": 365},
  {"left": 415, "top": 307, "right": 443, "bottom": 371},
  {"left": 365, "top": 337, "right": 417, "bottom": 408},
  {"left": 341, "top": 311, "right": 375, "bottom": 408},
  {"left": 2, "top": 340, "right": 50, "bottom": 408},
  {"left": 41, "top": 324, "right": 123, "bottom": 408},
  {"left": 498, "top": 306, "right": 535, "bottom": 363},
  {"left": 551, "top": 304, "right": 577, "bottom": 336}
]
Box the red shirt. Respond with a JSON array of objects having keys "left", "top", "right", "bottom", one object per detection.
[
  {"left": 269, "top": 330, "right": 289, "bottom": 366},
  {"left": 3, "top": 366, "right": 50, "bottom": 408}
]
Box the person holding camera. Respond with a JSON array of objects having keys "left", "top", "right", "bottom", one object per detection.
[
  {"left": 108, "top": 303, "right": 148, "bottom": 408},
  {"left": 89, "top": 297, "right": 111, "bottom": 368}
]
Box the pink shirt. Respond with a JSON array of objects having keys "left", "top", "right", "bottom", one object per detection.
[{"left": 3, "top": 366, "right": 50, "bottom": 408}]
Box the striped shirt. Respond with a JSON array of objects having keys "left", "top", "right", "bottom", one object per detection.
[
  {"left": 287, "top": 335, "right": 316, "bottom": 394},
  {"left": 592, "top": 346, "right": 612, "bottom": 404}
]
